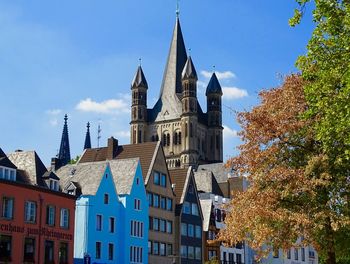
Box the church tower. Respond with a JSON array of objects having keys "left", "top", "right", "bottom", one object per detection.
[
  {"left": 206, "top": 73, "right": 223, "bottom": 162},
  {"left": 84, "top": 122, "right": 91, "bottom": 150},
  {"left": 130, "top": 65, "right": 148, "bottom": 144},
  {"left": 129, "top": 15, "right": 224, "bottom": 169},
  {"left": 181, "top": 56, "right": 199, "bottom": 167}
]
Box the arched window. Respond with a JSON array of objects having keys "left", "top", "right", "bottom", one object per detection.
[
  {"left": 190, "top": 123, "right": 193, "bottom": 138},
  {"left": 178, "top": 132, "right": 182, "bottom": 145},
  {"left": 156, "top": 134, "right": 159, "bottom": 141},
  {"left": 163, "top": 134, "right": 167, "bottom": 146},
  {"left": 174, "top": 132, "right": 178, "bottom": 145},
  {"left": 166, "top": 134, "right": 170, "bottom": 146},
  {"left": 151, "top": 135, "right": 155, "bottom": 142}
]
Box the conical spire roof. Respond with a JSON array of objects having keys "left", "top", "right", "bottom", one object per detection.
[
  {"left": 84, "top": 122, "right": 92, "bottom": 150},
  {"left": 58, "top": 114, "right": 71, "bottom": 166},
  {"left": 182, "top": 56, "right": 197, "bottom": 80},
  {"left": 206, "top": 73, "right": 223, "bottom": 96},
  {"left": 159, "top": 17, "right": 188, "bottom": 96},
  {"left": 131, "top": 66, "right": 148, "bottom": 88}
]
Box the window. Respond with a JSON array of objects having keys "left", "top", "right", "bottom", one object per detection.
[
  {"left": 96, "top": 215, "right": 102, "bottom": 231},
  {"left": 190, "top": 123, "right": 193, "bottom": 137},
  {"left": 208, "top": 230, "right": 216, "bottom": 240},
  {"left": 166, "top": 221, "right": 172, "bottom": 233},
  {"left": 183, "top": 202, "right": 191, "bottom": 214},
  {"left": 108, "top": 243, "right": 114, "bottom": 260},
  {"left": 188, "top": 246, "right": 194, "bottom": 259},
  {"left": 44, "top": 240, "right": 54, "bottom": 263},
  {"left": 159, "top": 219, "right": 166, "bottom": 232},
  {"left": 209, "top": 250, "right": 217, "bottom": 260},
  {"left": 160, "top": 174, "right": 166, "bottom": 187},
  {"left": 160, "top": 197, "right": 166, "bottom": 210},
  {"left": 273, "top": 248, "right": 279, "bottom": 258},
  {"left": 49, "top": 180, "right": 59, "bottom": 191},
  {"left": 188, "top": 224, "right": 194, "bottom": 237},
  {"left": 104, "top": 194, "right": 109, "bottom": 204},
  {"left": 195, "top": 247, "right": 201, "bottom": 260},
  {"left": 301, "top": 247, "right": 305, "bottom": 261},
  {"left": 192, "top": 203, "right": 199, "bottom": 216},
  {"left": 136, "top": 177, "right": 140, "bottom": 185},
  {"left": 147, "top": 192, "right": 153, "bottom": 206},
  {"left": 166, "top": 134, "right": 170, "bottom": 146},
  {"left": 130, "top": 246, "right": 143, "bottom": 263},
  {"left": 287, "top": 249, "right": 291, "bottom": 259},
  {"left": 154, "top": 171, "right": 160, "bottom": 185},
  {"left": 148, "top": 241, "right": 152, "bottom": 254},
  {"left": 59, "top": 242, "right": 68, "bottom": 264},
  {"left": 131, "top": 220, "right": 143, "bottom": 237},
  {"left": 295, "top": 248, "right": 299, "bottom": 260},
  {"left": 160, "top": 243, "right": 166, "bottom": 256},
  {"left": 153, "top": 218, "right": 159, "bottom": 231},
  {"left": 25, "top": 201, "right": 36, "bottom": 223},
  {"left": 2, "top": 197, "right": 14, "bottom": 219},
  {"left": 237, "top": 253, "right": 242, "bottom": 264},
  {"left": 153, "top": 242, "right": 159, "bottom": 255},
  {"left": 181, "top": 223, "right": 187, "bottom": 236},
  {"left": 96, "top": 242, "right": 101, "bottom": 259},
  {"left": 167, "top": 244, "right": 173, "bottom": 256},
  {"left": 153, "top": 194, "right": 159, "bottom": 208},
  {"left": 180, "top": 245, "right": 187, "bottom": 258},
  {"left": 229, "top": 253, "right": 234, "bottom": 263},
  {"left": 166, "top": 198, "right": 173, "bottom": 211},
  {"left": 188, "top": 184, "right": 194, "bottom": 194},
  {"left": 0, "top": 167, "right": 3, "bottom": 178},
  {"left": 109, "top": 217, "right": 115, "bottom": 233},
  {"left": 46, "top": 205, "right": 55, "bottom": 226},
  {"left": 134, "top": 199, "right": 141, "bottom": 210},
  {"left": 23, "top": 238, "right": 35, "bottom": 262},
  {"left": 195, "top": 225, "right": 202, "bottom": 238},
  {"left": 60, "top": 208, "right": 69, "bottom": 228}
]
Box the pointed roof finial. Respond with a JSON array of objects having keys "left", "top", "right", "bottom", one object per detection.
[
  {"left": 176, "top": 0, "right": 180, "bottom": 17},
  {"left": 139, "top": 58, "right": 142, "bottom": 66},
  {"left": 84, "top": 122, "right": 92, "bottom": 150},
  {"left": 188, "top": 48, "right": 191, "bottom": 56}
]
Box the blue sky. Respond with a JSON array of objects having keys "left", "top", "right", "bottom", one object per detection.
[{"left": 0, "top": 0, "right": 314, "bottom": 165}]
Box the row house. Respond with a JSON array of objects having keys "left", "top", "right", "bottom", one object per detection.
[
  {"left": 55, "top": 158, "right": 148, "bottom": 264},
  {"left": 1, "top": 148, "right": 76, "bottom": 264},
  {"left": 77, "top": 137, "right": 176, "bottom": 264},
  {"left": 169, "top": 167, "right": 203, "bottom": 264}
]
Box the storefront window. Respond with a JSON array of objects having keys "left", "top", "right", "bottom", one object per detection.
[
  {"left": 23, "top": 238, "right": 35, "bottom": 263},
  {"left": 0, "top": 235, "right": 12, "bottom": 262},
  {"left": 59, "top": 242, "right": 68, "bottom": 264},
  {"left": 44, "top": 240, "right": 54, "bottom": 264}
]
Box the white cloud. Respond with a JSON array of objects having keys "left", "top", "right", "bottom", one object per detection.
[
  {"left": 114, "top": 130, "right": 130, "bottom": 138},
  {"left": 49, "top": 119, "right": 58, "bottom": 127},
  {"left": 223, "top": 125, "right": 238, "bottom": 139},
  {"left": 46, "top": 109, "right": 62, "bottom": 115},
  {"left": 76, "top": 98, "right": 129, "bottom": 114},
  {"left": 222, "top": 87, "right": 248, "bottom": 99},
  {"left": 200, "top": 70, "right": 236, "bottom": 80}
]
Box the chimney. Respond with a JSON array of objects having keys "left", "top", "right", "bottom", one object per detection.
[
  {"left": 51, "top": 157, "right": 59, "bottom": 171},
  {"left": 107, "top": 137, "right": 118, "bottom": 160}
]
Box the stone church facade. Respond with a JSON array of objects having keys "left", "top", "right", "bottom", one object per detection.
[{"left": 130, "top": 17, "right": 223, "bottom": 169}]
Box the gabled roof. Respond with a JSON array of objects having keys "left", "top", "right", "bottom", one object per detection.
[
  {"left": 206, "top": 73, "right": 223, "bottom": 96},
  {"left": 78, "top": 141, "right": 159, "bottom": 183},
  {"left": 197, "top": 163, "right": 231, "bottom": 183},
  {"left": 194, "top": 170, "right": 224, "bottom": 196},
  {"left": 132, "top": 66, "right": 148, "bottom": 88},
  {"left": 8, "top": 150, "right": 48, "bottom": 187},
  {"left": 56, "top": 158, "right": 140, "bottom": 196},
  {"left": 169, "top": 168, "right": 190, "bottom": 204},
  {"left": 182, "top": 56, "right": 197, "bottom": 80},
  {"left": 199, "top": 199, "right": 213, "bottom": 231},
  {"left": 42, "top": 171, "right": 60, "bottom": 181},
  {"left": 0, "top": 148, "right": 17, "bottom": 169}
]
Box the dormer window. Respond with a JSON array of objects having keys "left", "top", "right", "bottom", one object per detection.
[
  {"left": 0, "top": 166, "right": 16, "bottom": 181},
  {"left": 49, "top": 179, "right": 59, "bottom": 191}
]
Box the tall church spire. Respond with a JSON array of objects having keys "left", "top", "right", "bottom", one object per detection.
[
  {"left": 58, "top": 114, "right": 71, "bottom": 166},
  {"left": 84, "top": 122, "right": 92, "bottom": 150},
  {"left": 159, "top": 17, "right": 188, "bottom": 97}
]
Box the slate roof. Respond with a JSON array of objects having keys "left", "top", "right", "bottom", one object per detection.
[
  {"left": 0, "top": 148, "right": 17, "bottom": 169},
  {"left": 132, "top": 66, "right": 148, "bottom": 88},
  {"left": 8, "top": 150, "right": 48, "bottom": 187},
  {"left": 194, "top": 170, "right": 224, "bottom": 196},
  {"left": 197, "top": 163, "right": 231, "bottom": 183},
  {"left": 56, "top": 158, "right": 139, "bottom": 196},
  {"left": 182, "top": 56, "right": 197, "bottom": 80},
  {"left": 78, "top": 141, "right": 159, "bottom": 183},
  {"left": 206, "top": 73, "right": 223, "bottom": 96},
  {"left": 199, "top": 199, "right": 213, "bottom": 231}
]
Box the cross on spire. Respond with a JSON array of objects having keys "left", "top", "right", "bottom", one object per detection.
[
  {"left": 176, "top": 0, "right": 180, "bottom": 17},
  {"left": 84, "top": 122, "right": 92, "bottom": 150}
]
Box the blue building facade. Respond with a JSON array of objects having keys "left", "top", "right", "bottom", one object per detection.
[{"left": 56, "top": 158, "right": 148, "bottom": 264}]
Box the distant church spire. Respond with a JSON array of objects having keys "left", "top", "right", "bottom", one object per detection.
[
  {"left": 84, "top": 122, "right": 92, "bottom": 150},
  {"left": 58, "top": 114, "right": 71, "bottom": 166},
  {"left": 159, "top": 15, "right": 187, "bottom": 97}
]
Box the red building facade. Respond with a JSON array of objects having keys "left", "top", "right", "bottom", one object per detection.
[{"left": 0, "top": 179, "right": 76, "bottom": 264}]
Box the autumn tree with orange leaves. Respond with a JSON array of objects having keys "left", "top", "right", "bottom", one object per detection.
[{"left": 218, "top": 75, "right": 350, "bottom": 264}]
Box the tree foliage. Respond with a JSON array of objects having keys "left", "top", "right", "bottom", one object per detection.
[{"left": 220, "top": 1, "right": 350, "bottom": 263}]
